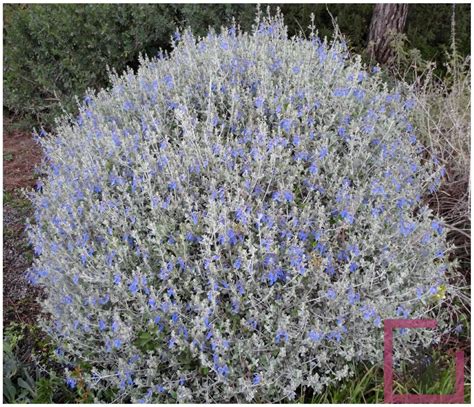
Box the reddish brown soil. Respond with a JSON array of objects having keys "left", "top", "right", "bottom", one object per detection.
[
  {"left": 3, "top": 129, "right": 44, "bottom": 326},
  {"left": 3, "top": 130, "right": 42, "bottom": 191}
]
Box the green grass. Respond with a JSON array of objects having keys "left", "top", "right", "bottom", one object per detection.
[
  {"left": 3, "top": 323, "right": 79, "bottom": 404},
  {"left": 304, "top": 363, "right": 384, "bottom": 403},
  {"left": 4, "top": 152, "right": 14, "bottom": 162},
  {"left": 3, "top": 191, "right": 32, "bottom": 244},
  {"left": 3, "top": 190, "right": 31, "bottom": 211},
  {"left": 296, "top": 353, "right": 471, "bottom": 403}
]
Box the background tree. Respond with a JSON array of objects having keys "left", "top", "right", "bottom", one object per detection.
[
  {"left": 368, "top": 3, "right": 409, "bottom": 65},
  {"left": 3, "top": 3, "right": 470, "bottom": 129}
]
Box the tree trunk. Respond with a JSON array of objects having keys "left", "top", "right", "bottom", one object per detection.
[{"left": 368, "top": 3, "right": 409, "bottom": 65}]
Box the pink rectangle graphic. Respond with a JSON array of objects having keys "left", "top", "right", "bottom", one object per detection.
[{"left": 383, "top": 319, "right": 464, "bottom": 404}]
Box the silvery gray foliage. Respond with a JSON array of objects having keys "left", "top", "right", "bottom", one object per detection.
[{"left": 28, "top": 12, "right": 456, "bottom": 403}]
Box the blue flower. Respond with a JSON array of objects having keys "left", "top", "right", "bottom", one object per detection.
[
  {"left": 217, "top": 363, "right": 229, "bottom": 377},
  {"left": 340, "top": 209, "right": 354, "bottom": 224},
  {"left": 292, "top": 66, "right": 301, "bottom": 74},
  {"left": 163, "top": 74, "right": 174, "bottom": 89},
  {"left": 363, "top": 125, "right": 374, "bottom": 135},
  {"left": 148, "top": 298, "right": 156, "bottom": 309},
  {"left": 98, "top": 320, "right": 106, "bottom": 331},
  {"left": 399, "top": 219, "right": 416, "bottom": 237},
  {"left": 361, "top": 305, "right": 376, "bottom": 320},
  {"left": 66, "top": 377, "right": 76, "bottom": 389},
  {"left": 431, "top": 220, "right": 443, "bottom": 235},
  {"left": 336, "top": 250, "right": 349, "bottom": 262},
  {"left": 348, "top": 244, "right": 360, "bottom": 256},
  {"left": 309, "top": 163, "right": 318, "bottom": 175},
  {"left": 129, "top": 277, "right": 139, "bottom": 295},
  {"left": 275, "top": 330, "right": 289, "bottom": 344},
  {"left": 252, "top": 374, "right": 261, "bottom": 385},
  {"left": 404, "top": 99, "right": 416, "bottom": 110},
  {"left": 156, "top": 385, "right": 165, "bottom": 393},
  {"left": 106, "top": 250, "right": 116, "bottom": 267},
  {"left": 353, "top": 89, "right": 365, "bottom": 101},
  {"left": 396, "top": 198, "right": 409, "bottom": 209},
  {"left": 231, "top": 299, "right": 240, "bottom": 314},
  {"left": 280, "top": 119, "right": 292, "bottom": 133},
  {"left": 227, "top": 228, "right": 238, "bottom": 245},
  {"left": 283, "top": 191, "right": 294, "bottom": 202},
  {"left": 113, "top": 339, "right": 122, "bottom": 349},
  {"left": 220, "top": 40, "right": 229, "bottom": 50},
  {"left": 349, "top": 262, "right": 358, "bottom": 273},
  {"left": 333, "top": 87, "right": 350, "bottom": 97},
  {"left": 416, "top": 287, "right": 424, "bottom": 299},
  {"left": 371, "top": 183, "right": 385, "bottom": 196},
  {"left": 298, "top": 230, "right": 308, "bottom": 241},
  {"left": 177, "top": 257, "right": 185, "bottom": 270},
  {"left": 236, "top": 280, "right": 245, "bottom": 296},
  {"left": 123, "top": 100, "right": 134, "bottom": 111},
  {"left": 255, "top": 97, "right": 264, "bottom": 108},
  {"left": 328, "top": 331, "right": 342, "bottom": 342},
  {"left": 371, "top": 206, "right": 384, "bottom": 218},
  {"left": 308, "top": 330, "right": 322, "bottom": 342},
  {"left": 324, "top": 259, "right": 335, "bottom": 275},
  {"left": 396, "top": 306, "right": 410, "bottom": 318},
  {"left": 267, "top": 269, "right": 279, "bottom": 286},
  {"left": 326, "top": 288, "right": 337, "bottom": 300},
  {"left": 272, "top": 191, "right": 281, "bottom": 202},
  {"left": 347, "top": 289, "right": 360, "bottom": 304},
  {"left": 235, "top": 207, "right": 248, "bottom": 224}
]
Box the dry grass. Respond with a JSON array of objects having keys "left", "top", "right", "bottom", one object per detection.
[{"left": 389, "top": 11, "right": 471, "bottom": 381}]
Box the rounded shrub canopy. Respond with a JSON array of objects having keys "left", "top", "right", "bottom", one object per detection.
[{"left": 29, "top": 13, "right": 453, "bottom": 403}]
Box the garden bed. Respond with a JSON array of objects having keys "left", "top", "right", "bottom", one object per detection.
[{"left": 3, "top": 128, "right": 43, "bottom": 326}]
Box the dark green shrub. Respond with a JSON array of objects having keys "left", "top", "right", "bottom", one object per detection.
[
  {"left": 4, "top": 4, "right": 470, "bottom": 129},
  {"left": 3, "top": 4, "right": 178, "bottom": 128},
  {"left": 405, "top": 4, "right": 471, "bottom": 73}
]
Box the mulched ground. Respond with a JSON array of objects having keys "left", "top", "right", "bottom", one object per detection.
[
  {"left": 3, "top": 129, "right": 44, "bottom": 326},
  {"left": 4, "top": 130, "right": 43, "bottom": 191}
]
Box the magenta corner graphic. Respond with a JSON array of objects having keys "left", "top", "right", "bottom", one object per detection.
[{"left": 384, "top": 319, "right": 464, "bottom": 404}]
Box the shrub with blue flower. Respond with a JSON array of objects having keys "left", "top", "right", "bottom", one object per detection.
[{"left": 28, "top": 11, "right": 456, "bottom": 403}]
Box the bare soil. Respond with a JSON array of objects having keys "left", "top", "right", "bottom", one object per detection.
[
  {"left": 3, "top": 130, "right": 42, "bottom": 191},
  {"left": 3, "top": 130, "right": 43, "bottom": 326}
]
